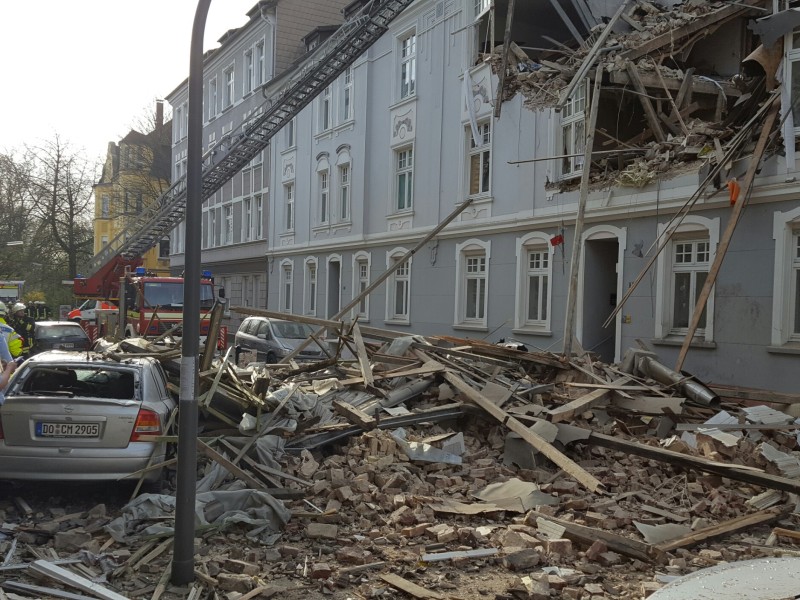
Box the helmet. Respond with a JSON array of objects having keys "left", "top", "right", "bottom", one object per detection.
[
  {"left": 0, "top": 302, "right": 6, "bottom": 316},
  {"left": 12, "top": 302, "right": 25, "bottom": 313}
]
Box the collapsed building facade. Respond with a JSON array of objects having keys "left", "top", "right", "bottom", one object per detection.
[{"left": 254, "top": 0, "right": 800, "bottom": 394}]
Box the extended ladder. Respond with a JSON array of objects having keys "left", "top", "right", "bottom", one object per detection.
[{"left": 88, "top": 0, "right": 415, "bottom": 274}]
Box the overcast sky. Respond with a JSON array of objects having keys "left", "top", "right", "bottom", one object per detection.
[{"left": 0, "top": 0, "right": 256, "bottom": 160}]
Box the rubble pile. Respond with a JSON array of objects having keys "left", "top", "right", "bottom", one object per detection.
[
  {"left": 1, "top": 308, "right": 800, "bottom": 599},
  {"left": 488, "top": 0, "right": 776, "bottom": 190}
]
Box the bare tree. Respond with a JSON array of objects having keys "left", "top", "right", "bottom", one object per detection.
[{"left": 26, "top": 135, "right": 95, "bottom": 279}]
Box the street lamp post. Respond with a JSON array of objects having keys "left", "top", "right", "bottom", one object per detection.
[{"left": 171, "top": 0, "right": 211, "bottom": 585}]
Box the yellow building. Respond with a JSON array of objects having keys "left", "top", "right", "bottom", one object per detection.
[{"left": 93, "top": 103, "right": 171, "bottom": 274}]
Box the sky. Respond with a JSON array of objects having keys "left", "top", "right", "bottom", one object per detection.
[{"left": 0, "top": 0, "right": 257, "bottom": 160}]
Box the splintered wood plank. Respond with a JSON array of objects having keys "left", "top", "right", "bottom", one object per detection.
[
  {"left": 550, "top": 377, "right": 631, "bottom": 423},
  {"left": 351, "top": 322, "right": 374, "bottom": 386},
  {"left": 333, "top": 399, "right": 376, "bottom": 430},
  {"left": 380, "top": 573, "right": 444, "bottom": 599},
  {"left": 658, "top": 507, "right": 790, "bottom": 552},
  {"left": 30, "top": 560, "right": 128, "bottom": 600}
]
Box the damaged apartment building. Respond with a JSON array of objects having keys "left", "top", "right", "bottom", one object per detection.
[{"left": 259, "top": 0, "right": 800, "bottom": 394}]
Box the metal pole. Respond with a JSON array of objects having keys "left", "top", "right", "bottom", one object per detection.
[{"left": 172, "top": 0, "right": 211, "bottom": 585}]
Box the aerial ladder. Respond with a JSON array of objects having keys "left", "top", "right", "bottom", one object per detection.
[{"left": 75, "top": 0, "right": 416, "bottom": 299}]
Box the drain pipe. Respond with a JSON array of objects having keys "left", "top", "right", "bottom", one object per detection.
[{"left": 636, "top": 355, "right": 719, "bottom": 408}]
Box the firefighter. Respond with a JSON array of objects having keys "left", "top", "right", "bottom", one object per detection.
[
  {"left": 10, "top": 302, "right": 35, "bottom": 354},
  {"left": 0, "top": 302, "right": 24, "bottom": 358}
]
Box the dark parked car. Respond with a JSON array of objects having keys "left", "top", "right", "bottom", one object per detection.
[
  {"left": 0, "top": 351, "right": 175, "bottom": 483},
  {"left": 30, "top": 321, "right": 92, "bottom": 355},
  {"left": 235, "top": 317, "right": 326, "bottom": 364}
]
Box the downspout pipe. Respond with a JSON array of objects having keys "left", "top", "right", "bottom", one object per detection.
[{"left": 637, "top": 355, "right": 719, "bottom": 408}]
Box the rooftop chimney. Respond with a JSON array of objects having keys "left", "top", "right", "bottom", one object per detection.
[{"left": 156, "top": 100, "right": 164, "bottom": 129}]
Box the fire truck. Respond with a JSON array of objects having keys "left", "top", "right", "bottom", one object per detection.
[
  {"left": 73, "top": 1, "right": 412, "bottom": 330},
  {"left": 73, "top": 258, "right": 215, "bottom": 339}
]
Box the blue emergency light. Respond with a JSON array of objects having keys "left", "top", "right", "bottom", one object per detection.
[{"left": 135, "top": 267, "right": 147, "bottom": 276}]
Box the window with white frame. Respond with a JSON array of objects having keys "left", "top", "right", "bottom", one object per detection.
[
  {"left": 339, "top": 164, "right": 350, "bottom": 221},
  {"left": 206, "top": 208, "right": 216, "bottom": 248},
  {"left": 101, "top": 195, "right": 110, "bottom": 217},
  {"left": 255, "top": 40, "right": 265, "bottom": 87},
  {"left": 222, "top": 204, "right": 233, "bottom": 245},
  {"left": 655, "top": 216, "right": 718, "bottom": 342},
  {"left": 455, "top": 240, "right": 490, "bottom": 327},
  {"left": 515, "top": 233, "right": 553, "bottom": 331},
  {"left": 395, "top": 147, "right": 413, "bottom": 211},
  {"left": 468, "top": 121, "right": 491, "bottom": 196},
  {"left": 244, "top": 49, "right": 254, "bottom": 95},
  {"left": 254, "top": 194, "right": 263, "bottom": 238},
  {"left": 353, "top": 253, "right": 370, "bottom": 319},
  {"left": 770, "top": 208, "right": 800, "bottom": 346},
  {"left": 318, "top": 170, "right": 329, "bottom": 225},
  {"left": 305, "top": 259, "right": 317, "bottom": 315},
  {"left": 399, "top": 32, "right": 416, "bottom": 99},
  {"left": 285, "top": 183, "right": 294, "bottom": 231},
  {"left": 670, "top": 238, "right": 710, "bottom": 333},
  {"left": 101, "top": 235, "right": 109, "bottom": 247},
  {"left": 474, "top": 0, "right": 491, "bottom": 18},
  {"left": 342, "top": 67, "right": 354, "bottom": 121},
  {"left": 281, "top": 261, "right": 293, "bottom": 313},
  {"left": 320, "top": 86, "right": 332, "bottom": 131},
  {"left": 387, "top": 251, "right": 411, "bottom": 322},
  {"left": 286, "top": 118, "right": 296, "bottom": 148},
  {"left": 561, "top": 83, "right": 586, "bottom": 178},
  {"left": 223, "top": 65, "right": 235, "bottom": 109},
  {"left": 174, "top": 105, "right": 184, "bottom": 143},
  {"left": 208, "top": 77, "right": 217, "bottom": 120},
  {"left": 243, "top": 197, "right": 252, "bottom": 241}
]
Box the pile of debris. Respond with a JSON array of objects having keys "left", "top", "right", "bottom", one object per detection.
[
  {"left": 1, "top": 307, "right": 800, "bottom": 599},
  {"left": 489, "top": 0, "right": 779, "bottom": 190}
]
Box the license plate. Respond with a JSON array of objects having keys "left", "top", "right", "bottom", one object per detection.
[
  {"left": 36, "top": 422, "right": 100, "bottom": 438},
  {"left": 56, "top": 343, "right": 74, "bottom": 349}
]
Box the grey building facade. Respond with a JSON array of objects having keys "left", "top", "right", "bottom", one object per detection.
[{"left": 264, "top": 0, "right": 800, "bottom": 394}]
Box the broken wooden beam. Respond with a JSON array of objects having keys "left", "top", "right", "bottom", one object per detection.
[
  {"left": 625, "top": 61, "right": 666, "bottom": 142},
  {"left": 380, "top": 573, "right": 444, "bottom": 599},
  {"left": 550, "top": 377, "right": 631, "bottom": 423},
  {"left": 29, "top": 560, "right": 128, "bottom": 600},
  {"left": 333, "top": 399, "right": 377, "bottom": 430}
]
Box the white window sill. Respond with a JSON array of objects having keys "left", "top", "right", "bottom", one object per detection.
[
  {"left": 387, "top": 209, "right": 414, "bottom": 219},
  {"left": 279, "top": 230, "right": 294, "bottom": 236},
  {"left": 512, "top": 327, "right": 552, "bottom": 337},
  {"left": 314, "top": 129, "right": 333, "bottom": 141},
  {"left": 281, "top": 146, "right": 297, "bottom": 156},
  {"left": 312, "top": 224, "right": 330, "bottom": 233},
  {"left": 454, "top": 323, "right": 488, "bottom": 332},
  {"left": 390, "top": 95, "right": 417, "bottom": 111},
  {"left": 651, "top": 336, "right": 716, "bottom": 349},
  {"left": 334, "top": 120, "right": 355, "bottom": 133},
  {"left": 385, "top": 319, "right": 410, "bottom": 326}
]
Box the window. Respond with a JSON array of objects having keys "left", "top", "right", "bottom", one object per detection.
[
  {"left": 254, "top": 194, "right": 263, "bottom": 238},
  {"left": 655, "top": 216, "right": 718, "bottom": 342},
  {"left": 286, "top": 118, "right": 296, "bottom": 148},
  {"left": 515, "top": 233, "right": 553, "bottom": 331},
  {"left": 342, "top": 67, "right": 353, "bottom": 121},
  {"left": 244, "top": 49, "right": 254, "bottom": 95},
  {"left": 208, "top": 77, "right": 217, "bottom": 120},
  {"left": 455, "top": 240, "right": 490, "bottom": 327},
  {"left": 671, "top": 239, "right": 710, "bottom": 332},
  {"left": 222, "top": 205, "right": 233, "bottom": 245},
  {"left": 320, "top": 86, "right": 332, "bottom": 131},
  {"left": 319, "top": 170, "right": 329, "bottom": 225},
  {"left": 400, "top": 33, "right": 416, "bottom": 99},
  {"left": 174, "top": 105, "right": 184, "bottom": 143},
  {"left": 773, "top": 207, "right": 800, "bottom": 346},
  {"left": 468, "top": 122, "right": 491, "bottom": 196},
  {"left": 339, "top": 164, "right": 350, "bottom": 221},
  {"left": 281, "top": 261, "right": 293, "bottom": 313},
  {"left": 101, "top": 195, "right": 110, "bottom": 217},
  {"left": 353, "top": 252, "right": 370, "bottom": 319},
  {"left": 561, "top": 84, "right": 586, "bottom": 178},
  {"left": 475, "top": 0, "right": 491, "bottom": 18},
  {"left": 395, "top": 147, "right": 413, "bottom": 211},
  {"left": 305, "top": 259, "right": 317, "bottom": 316},
  {"left": 387, "top": 250, "right": 411, "bottom": 323},
  {"left": 285, "top": 183, "right": 294, "bottom": 231},
  {"left": 101, "top": 235, "right": 109, "bottom": 247},
  {"left": 243, "top": 197, "right": 252, "bottom": 241},
  {"left": 255, "top": 41, "right": 265, "bottom": 87},
  {"left": 206, "top": 208, "right": 216, "bottom": 248},
  {"left": 223, "top": 65, "right": 234, "bottom": 109}
]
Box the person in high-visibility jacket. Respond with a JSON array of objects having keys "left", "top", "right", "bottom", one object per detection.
[
  {"left": 10, "top": 302, "right": 35, "bottom": 355},
  {"left": 0, "top": 302, "right": 24, "bottom": 358}
]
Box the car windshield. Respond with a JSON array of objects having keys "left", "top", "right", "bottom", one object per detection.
[
  {"left": 36, "top": 325, "right": 88, "bottom": 340},
  {"left": 18, "top": 366, "right": 135, "bottom": 400},
  {"left": 272, "top": 321, "right": 313, "bottom": 339},
  {"left": 143, "top": 282, "right": 215, "bottom": 310}
]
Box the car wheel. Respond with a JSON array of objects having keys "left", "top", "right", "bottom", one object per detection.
[{"left": 266, "top": 352, "right": 277, "bottom": 364}]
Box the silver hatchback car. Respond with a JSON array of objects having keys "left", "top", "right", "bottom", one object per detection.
[{"left": 0, "top": 351, "right": 175, "bottom": 483}]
